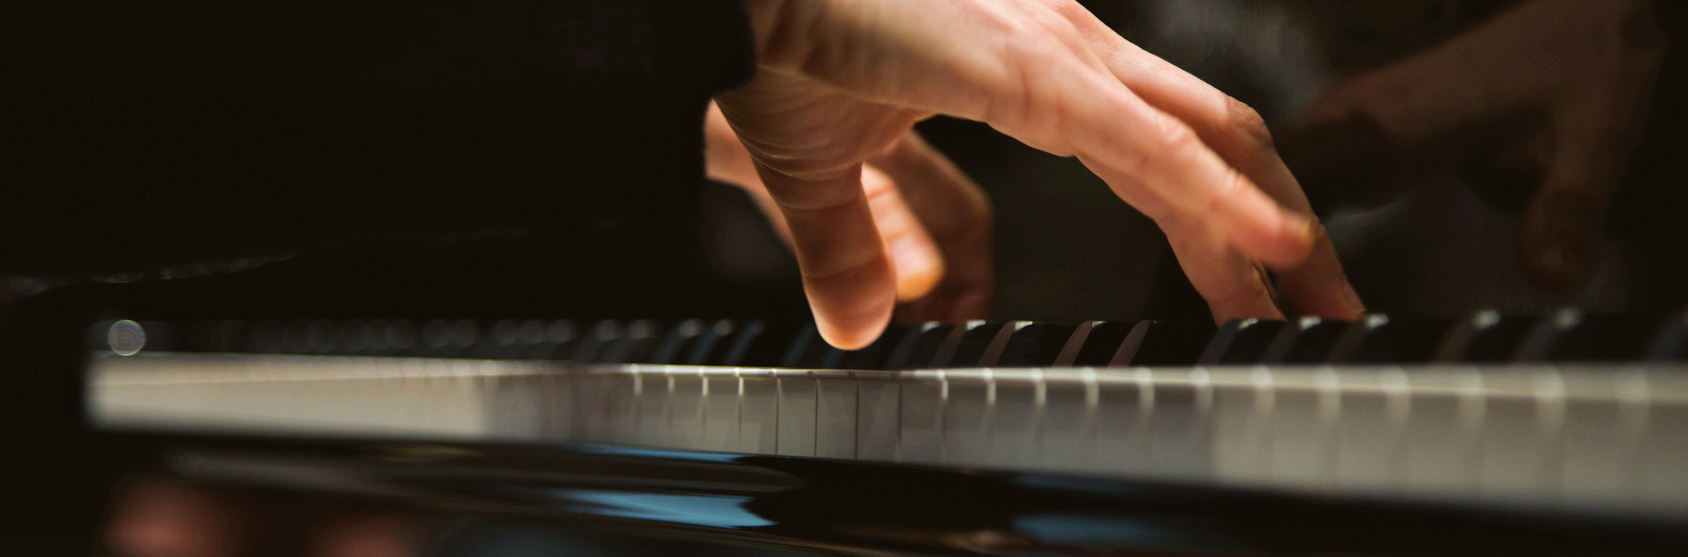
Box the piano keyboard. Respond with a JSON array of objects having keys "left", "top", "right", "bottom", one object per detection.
[{"left": 86, "top": 313, "right": 1688, "bottom": 520}]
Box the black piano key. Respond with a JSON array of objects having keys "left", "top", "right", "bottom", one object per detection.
[
  {"left": 650, "top": 319, "right": 707, "bottom": 364},
  {"left": 250, "top": 320, "right": 286, "bottom": 353},
  {"left": 471, "top": 319, "right": 520, "bottom": 359},
  {"left": 886, "top": 323, "right": 963, "bottom": 369},
  {"left": 836, "top": 325, "right": 912, "bottom": 370},
  {"left": 384, "top": 320, "right": 420, "bottom": 355},
  {"left": 417, "top": 319, "right": 476, "bottom": 358},
  {"left": 974, "top": 321, "right": 1028, "bottom": 366},
  {"left": 477, "top": 318, "right": 549, "bottom": 359},
  {"left": 1515, "top": 310, "right": 1667, "bottom": 363},
  {"left": 991, "top": 322, "right": 1080, "bottom": 367},
  {"left": 716, "top": 320, "right": 766, "bottom": 366},
  {"left": 1325, "top": 314, "right": 1451, "bottom": 364},
  {"left": 1434, "top": 311, "right": 1538, "bottom": 363},
  {"left": 950, "top": 321, "right": 1010, "bottom": 367},
  {"left": 728, "top": 321, "right": 808, "bottom": 368},
  {"left": 1068, "top": 321, "right": 1136, "bottom": 367},
  {"left": 1199, "top": 319, "right": 1285, "bottom": 365},
  {"left": 192, "top": 320, "right": 246, "bottom": 353},
  {"left": 537, "top": 320, "right": 579, "bottom": 360},
  {"left": 781, "top": 324, "right": 841, "bottom": 369},
  {"left": 334, "top": 319, "right": 369, "bottom": 354},
  {"left": 1110, "top": 321, "right": 1216, "bottom": 367},
  {"left": 1645, "top": 311, "right": 1688, "bottom": 362},
  {"left": 816, "top": 335, "right": 850, "bottom": 369},
  {"left": 568, "top": 320, "right": 619, "bottom": 362},
  {"left": 1261, "top": 317, "right": 1349, "bottom": 364},
  {"left": 620, "top": 320, "right": 666, "bottom": 363},
  {"left": 682, "top": 319, "right": 738, "bottom": 365}
]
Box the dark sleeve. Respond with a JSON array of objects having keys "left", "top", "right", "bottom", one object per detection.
[{"left": 0, "top": 0, "right": 755, "bottom": 276}]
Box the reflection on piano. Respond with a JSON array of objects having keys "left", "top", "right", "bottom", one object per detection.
[{"left": 86, "top": 312, "right": 1688, "bottom": 553}]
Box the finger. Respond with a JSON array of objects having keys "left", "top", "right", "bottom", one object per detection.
[
  {"left": 1068, "top": 15, "right": 1362, "bottom": 318},
  {"left": 869, "top": 132, "right": 993, "bottom": 321},
  {"left": 1004, "top": 63, "right": 1317, "bottom": 270},
  {"left": 754, "top": 162, "right": 896, "bottom": 350},
  {"left": 703, "top": 101, "right": 764, "bottom": 187},
  {"left": 706, "top": 115, "right": 948, "bottom": 302},
  {"left": 704, "top": 101, "right": 797, "bottom": 245},
  {"left": 1276, "top": 222, "right": 1364, "bottom": 319},
  {"left": 1161, "top": 221, "right": 1285, "bottom": 324},
  {"left": 860, "top": 164, "right": 946, "bottom": 301},
  {"left": 1520, "top": 114, "right": 1621, "bottom": 290},
  {"left": 751, "top": 4, "right": 1315, "bottom": 270}
]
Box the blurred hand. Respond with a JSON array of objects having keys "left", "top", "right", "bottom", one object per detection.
[
  {"left": 715, "top": 0, "right": 1363, "bottom": 349},
  {"left": 1279, "top": 0, "right": 1666, "bottom": 290},
  {"left": 105, "top": 478, "right": 420, "bottom": 557}
]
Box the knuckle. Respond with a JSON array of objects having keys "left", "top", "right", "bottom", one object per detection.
[
  {"left": 1204, "top": 169, "right": 1252, "bottom": 216},
  {"left": 1224, "top": 96, "right": 1274, "bottom": 151},
  {"left": 1155, "top": 115, "right": 1204, "bottom": 162}
]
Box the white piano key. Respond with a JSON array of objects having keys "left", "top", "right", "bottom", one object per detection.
[
  {"left": 668, "top": 369, "right": 707, "bottom": 451},
  {"left": 941, "top": 371, "right": 992, "bottom": 466},
  {"left": 488, "top": 371, "right": 542, "bottom": 440},
  {"left": 898, "top": 372, "right": 946, "bottom": 464},
  {"left": 633, "top": 370, "right": 670, "bottom": 447},
  {"left": 989, "top": 371, "right": 1041, "bottom": 469},
  {"left": 815, "top": 374, "right": 859, "bottom": 459},
  {"left": 1331, "top": 369, "right": 1410, "bottom": 490},
  {"left": 1474, "top": 369, "right": 1554, "bottom": 502},
  {"left": 738, "top": 370, "right": 780, "bottom": 454},
  {"left": 540, "top": 371, "right": 575, "bottom": 441},
  {"left": 854, "top": 375, "right": 901, "bottom": 461},
  {"left": 1639, "top": 370, "right": 1688, "bottom": 513},
  {"left": 1209, "top": 368, "right": 1272, "bottom": 482},
  {"left": 1090, "top": 369, "right": 1152, "bottom": 475},
  {"left": 1143, "top": 368, "right": 1214, "bottom": 481},
  {"left": 1265, "top": 368, "right": 1334, "bottom": 488},
  {"left": 1401, "top": 369, "right": 1484, "bottom": 495},
  {"left": 1034, "top": 369, "right": 1093, "bottom": 473},
  {"left": 600, "top": 371, "right": 638, "bottom": 445},
  {"left": 577, "top": 370, "right": 637, "bottom": 445},
  {"left": 1558, "top": 367, "right": 1638, "bottom": 504},
  {"left": 776, "top": 371, "right": 818, "bottom": 457},
  {"left": 702, "top": 372, "right": 741, "bottom": 453}
]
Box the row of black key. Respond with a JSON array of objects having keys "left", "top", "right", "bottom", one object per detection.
[{"left": 101, "top": 309, "right": 1688, "bottom": 369}]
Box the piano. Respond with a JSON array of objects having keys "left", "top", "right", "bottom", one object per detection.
[{"left": 84, "top": 313, "right": 1688, "bottom": 554}]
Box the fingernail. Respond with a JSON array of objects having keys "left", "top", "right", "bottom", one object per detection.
[
  {"left": 1341, "top": 279, "right": 1366, "bottom": 317},
  {"left": 1285, "top": 213, "right": 1317, "bottom": 257}
]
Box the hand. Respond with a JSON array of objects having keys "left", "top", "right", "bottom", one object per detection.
[
  {"left": 705, "top": 102, "right": 994, "bottom": 330},
  {"left": 1278, "top": 0, "right": 1666, "bottom": 290},
  {"left": 716, "top": 0, "right": 1363, "bottom": 349}
]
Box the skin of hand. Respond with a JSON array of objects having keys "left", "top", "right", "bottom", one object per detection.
[
  {"left": 714, "top": 0, "right": 1364, "bottom": 349},
  {"left": 1277, "top": 0, "right": 1667, "bottom": 291},
  {"left": 705, "top": 102, "right": 994, "bottom": 327}
]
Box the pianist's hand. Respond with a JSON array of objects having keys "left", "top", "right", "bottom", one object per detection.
[
  {"left": 715, "top": 0, "right": 1364, "bottom": 349},
  {"left": 705, "top": 102, "right": 994, "bottom": 330},
  {"left": 1278, "top": 0, "right": 1665, "bottom": 290}
]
